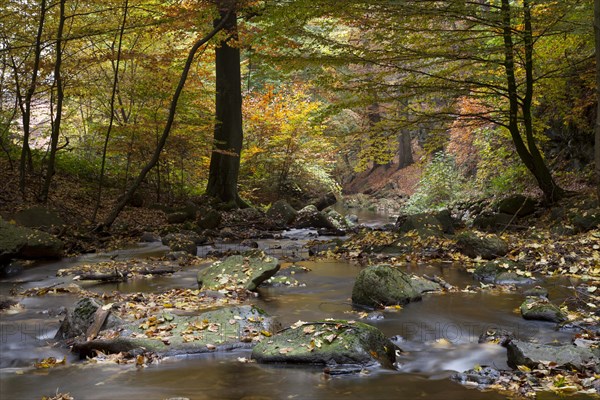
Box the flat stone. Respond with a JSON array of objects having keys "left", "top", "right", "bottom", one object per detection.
[
  {"left": 507, "top": 340, "right": 600, "bottom": 372},
  {"left": 251, "top": 320, "right": 396, "bottom": 369}
]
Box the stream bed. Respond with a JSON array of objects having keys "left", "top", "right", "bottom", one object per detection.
[{"left": 0, "top": 230, "right": 588, "bottom": 399}]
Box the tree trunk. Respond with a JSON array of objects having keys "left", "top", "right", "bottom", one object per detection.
[
  {"left": 100, "top": 11, "right": 231, "bottom": 230},
  {"left": 40, "top": 0, "right": 66, "bottom": 203},
  {"left": 205, "top": 5, "right": 246, "bottom": 207},
  {"left": 92, "top": 0, "right": 129, "bottom": 222},
  {"left": 18, "top": 0, "right": 47, "bottom": 198},
  {"left": 500, "top": 0, "right": 563, "bottom": 203},
  {"left": 595, "top": 0, "right": 600, "bottom": 202},
  {"left": 397, "top": 129, "right": 413, "bottom": 169}
]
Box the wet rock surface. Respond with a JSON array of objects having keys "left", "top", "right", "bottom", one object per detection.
[
  {"left": 351, "top": 264, "right": 440, "bottom": 308},
  {"left": 506, "top": 340, "right": 600, "bottom": 372},
  {"left": 456, "top": 232, "right": 509, "bottom": 260},
  {"left": 197, "top": 250, "right": 280, "bottom": 291},
  {"left": 520, "top": 297, "right": 567, "bottom": 323},
  {"left": 251, "top": 320, "right": 396, "bottom": 369}
]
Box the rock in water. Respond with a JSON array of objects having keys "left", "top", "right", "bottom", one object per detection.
[
  {"left": 293, "top": 205, "right": 335, "bottom": 230},
  {"left": 197, "top": 250, "right": 280, "bottom": 291},
  {"left": 506, "top": 340, "right": 600, "bottom": 372},
  {"left": 456, "top": 232, "right": 508, "bottom": 260},
  {"left": 351, "top": 264, "right": 440, "bottom": 308},
  {"left": 520, "top": 297, "right": 567, "bottom": 323},
  {"left": 251, "top": 320, "right": 396, "bottom": 369}
]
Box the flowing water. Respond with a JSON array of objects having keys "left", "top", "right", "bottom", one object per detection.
[{"left": 0, "top": 227, "right": 585, "bottom": 400}]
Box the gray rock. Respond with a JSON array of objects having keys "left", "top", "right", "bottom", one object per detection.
[
  {"left": 197, "top": 250, "right": 280, "bottom": 291},
  {"left": 293, "top": 205, "right": 335, "bottom": 230},
  {"left": 311, "top": 191, "right": 337, "bottom": 211},
  {"left": 506, "top": 340, "right": 600, "bottom": 372},
  {"left": 456, "top": 232, "right": 508, "bottom": 260},
  {"left": 494, "top": 272, "right": 534, "bottom": 286},
  {"left": 396, "top": 212, "right": 443, "bottom": 237},
  {"left": 453, "top": 367, "right": 501, "bottom": 386},
  {"left": 251, "top": 320, "right": 396, "bottom": 369},
  {"left": 266, "top": 200, "right": 297, "bottom": 226},
  {"left": 570, "top": 209, "right": 600, "bottom": 233},
  {"left": 351, "top": 264, "right": 440, "bottom": 308},
  {"left": 325, "top": 210, "right": 349, "bottom": 231},
  {"left": 520, "top": 297, "right": 567, "bottom": 323},
  {"left": 0, "top": 218, "right": 64, "bottom": 263},
  {"left": 478, "top": 328, "right": 514, "bottom": 346}
]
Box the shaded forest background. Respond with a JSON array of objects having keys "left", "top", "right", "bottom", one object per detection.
[{"left": 0, "top": 0, "right": 596, "bottom": 224}]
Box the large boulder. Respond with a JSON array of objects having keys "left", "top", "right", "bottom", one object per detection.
[
  {"left": 496, "top": 195, "right": 536, "bottom": 217},
  {"left": 251, "top": 320, "right": 396, "bottom": 370},
  {"left": 197, "top": 209, "right": 221, "bottom": 230},
  {"left": 197, "top": 250, "right": 280, "bottom": 291},
  {"left": 520, "top": 297, "right": 567, "bottom": 323},
  {"left": 293, "top": 205, "right": 335, "bottom": 230},
  {"left": 266, "top": 200, "right": 297, "bottom": 227},
  {"left": 472, "top": 212, "right": 516, "bottom": 233},
  {"left": 71, "top": 305, "right": 277, "bottom": 358},
  {"left": 506, "top": 340, "right": 600, "bottom": 372},
  {"left": 161, "top": 233, "right": 200, "bottom": 255},
  {"left": 0, "top": 218, "right": 64, "bottom": 263},
  {"left": 396, "top": 213, "right": 443, "bottom": 237},
  {"left": 351, "top": 264, "right": 440, "bottom": 308},
  {"left": 311, "top": 191, "right": 337, "bottom": 211},
  {"left": 14, "top": 206, "right": 64, "bottom": 228},
  {"left": 325, "top": 210, "right": 350, "bottom": 231},
  {"left": 570, "top": 209, "right": 600, "bottom": 233},
  {"left": 456, "top": 232, "right": 508, "bottom": 260}
]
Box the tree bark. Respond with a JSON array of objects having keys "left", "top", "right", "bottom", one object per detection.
[
  {"left": 40, "top": 0, "right": 66, "bottom": 203},
  {"left": 397, "top": 129, "right": 413, "bottom": 169},
  {"left": 92, "top": 0, "right": 129, "bottom": 222},
  {"left": 500, "top": 0, "right": 563, "bottom": 203},
  {"left": 205, "top": 5, "right": 246, "bottom": 207},
  {"left": 18, "top": 0, "right": 47, "bottom": 198},
  {"left": 100, "top": 10, "right": 232, "bottom": 230}
]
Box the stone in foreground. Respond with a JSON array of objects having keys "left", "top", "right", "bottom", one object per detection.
[
  {"left": 197, "top": 250, "right": 280, "bottom": 291},
  {"left": 251, "top": 320, "right": 396, "bottom": 369},
  {"left": 351, "top": 264, "right": 440, "bottom": 308},
  {"left": 507, "top": 340, "right": 600, "bottom": 372}
]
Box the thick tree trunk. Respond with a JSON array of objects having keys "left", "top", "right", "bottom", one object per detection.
[
  {"left": 397, "top": 129, "right": 413, "bottom": 169},
  {"left": 500, "top": 0, "right": 563, "bottom": 203},
  {"left": 205, "top": 7, "right": 245, "bottom": 207},
  {"left": 595, "top": 0, "right": 600, "bottom": 201}
]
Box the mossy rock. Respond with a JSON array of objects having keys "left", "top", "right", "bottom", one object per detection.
[
  {"left": 197, "top": 210, "right": 222, "bottom": 230},
  {"left": 55, "top": 297, "right": 122, "bottom": 340},
  {"left": 293, "top": 205, "right": 335, "bottom": 230},
  {"left": 0, "top": 218, "right": 64, "bottom": 263},
  {"left": 197, "top": 250, "right": 280, "bottom": 291},
  {"left": 266, "top": 200, "right": 297, "bottom": 227},
  {"left": 520, "top": 297, "right": 567, "bottom": 323},
  {"left": 351, "top": 264, "right": 439, "bottom": 308},
  {"left": 71, "top": 305, "right": 276, "bottom": 358},
  {"left": 395, "top": 212, "right": 444, "bottom": 237},
  {"left": 251, "top": 320, "right": 396, "bottom": 369},
  {"left": 456, "top": 232, "right": 508, "bottom": 260},
  {"left": 496, "top": 195, "right": 536, "bottom": 217}
]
